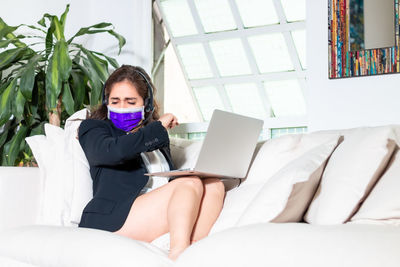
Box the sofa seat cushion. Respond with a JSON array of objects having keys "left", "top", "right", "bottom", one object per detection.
[
  {"left": 0, "top": 256, "right": 38, "bottom": 267},
  {"left": 0, "top": 225, "right": 173, "bottom": 267},
  {"left": 176, "top": 223, "right": 400, "bottom": 267}
]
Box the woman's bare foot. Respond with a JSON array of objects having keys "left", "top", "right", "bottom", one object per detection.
[{"left": 168, "top": 247, "right": 187, "bottom": 261}]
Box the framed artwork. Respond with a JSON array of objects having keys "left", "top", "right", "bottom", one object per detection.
[{"left": 328, "top": 0, "right": 400, "bottom": 79}]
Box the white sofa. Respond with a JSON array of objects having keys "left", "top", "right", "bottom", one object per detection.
[{"left": 1, "top": 122, "right": 400, "bottom": 267}]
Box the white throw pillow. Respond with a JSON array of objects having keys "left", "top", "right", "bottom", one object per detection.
[
  {"left": 304, "top": 126, "right": 397, "bottom": 225},
  {"left": 26, "top": 110, "right": 88, "bottom": 227},
  {"left": 236, "top": 137, "right": 341, "bottom": 226},
  {"left": 349, "top": 148, "right": 400, "bottom": 225},
  {"left": 24, "top": 135, "right": 49, "bottom": 224},
  {"left": 25, "top": 124, "right": 66, "bottom": 226},
  {"left": 169, "top": 138, "right": 203, "bottom": 170},
  {"left": 63, "top": 109, "right": 93, "bottom": 226}
]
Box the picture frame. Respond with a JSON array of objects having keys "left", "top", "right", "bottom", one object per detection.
[{"left": 328, "top": 0, "right": 400, "bottom": 79}]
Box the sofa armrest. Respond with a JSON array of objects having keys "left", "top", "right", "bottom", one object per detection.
[{"left": 0, "top": 167, "right": 41, "bottom": 231}]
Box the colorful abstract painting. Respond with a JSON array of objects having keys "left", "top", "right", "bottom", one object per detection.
[{"left": 328, "top": 0, "right": 400, "bottom": 78}]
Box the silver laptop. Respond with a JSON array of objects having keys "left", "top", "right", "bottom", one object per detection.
[{"left": 145, "top": 109, "right": 264, "bottom": 179}]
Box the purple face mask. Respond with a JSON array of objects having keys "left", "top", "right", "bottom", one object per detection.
[{"left": 107, "top": 105, "right": 145, "bottom": 132}]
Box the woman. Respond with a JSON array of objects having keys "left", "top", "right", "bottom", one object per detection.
[{"left": 77, "top": 65, "right": 226, "bottom": 260}]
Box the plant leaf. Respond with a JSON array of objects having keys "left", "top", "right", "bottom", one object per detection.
[
  {"left": 45, "top": 40, "right": 72, "bottom": 112},
  {"left": 0, "top": 79, "right": 11, "bottom": 96},
  {"left": 71, "top": 71, "right": 86, "bottom": 110},
  {"left": 80, "top": 46, "right": 108, "bottom": 83},
  {"left": 67, "top": 22, "right": 112, "bottom": 44},
  {"left": 0, "top": 79, "right": 16, "bottom": 126},
  {"left": 37, "top": 13, "right": 53, "bottom": 28},
  {"left": 62, "top": 82, "right": 74, "bottom": 115},
  {"left": 0, "top": 39, "right": 16, "bottom": 49},
  {"left": 13, "top": 89, "right": 26, "bottom": 121},
  {"left": 52, "top": 16, "right": 64, "bottom": 41},
  {"left": 37, "top": 17, "right": 46, "bottom": 27},
  {"left": 57, "top": 40, "right": 72, "bottom": 81},
  {"left": 45, "top": 18, "right": 55, "bottom": 59},
  {"left": 60, "top": 4, "right": 70, "bottom": 33},
  {"left": 82, "top": 58, "right": 103, "bottom": 106},
  {"left": 92, "top": 51, "right": 119, "bottom": 69},
  {"left": 30, "top": 121, "right": 46, "bottom": 136},
  {"left": 0, "top": 47, "right": 25, "bottom": 71},
  {"left": 20, "top": 54, "right": 42, "bottom": 101},
  {"left": 0, "top": 127, "right": 8, "bottom": 148},
  {"left": 21, "top": 24, "right": 46, "bottom": 34},
  {"left": 0, "top": 18, "right": 18, "bottom": 39},
  {"left": 2, "top": 125, "right": 28, "bottom": 166},
  {"left": 45, "top": 45, "right": 62, "bottom": 112},
  {"left": 107, "top": 30, "right": 126, "bottom": 55}
]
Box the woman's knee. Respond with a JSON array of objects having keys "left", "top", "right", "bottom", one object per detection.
[
  {"left": 203, "top": 178, "right": 225, "bottom": 197},
  {"left": 174, "top": 176, "right": 204, "bottom": 196}
]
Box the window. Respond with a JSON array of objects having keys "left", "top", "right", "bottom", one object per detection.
[{"left": 154, "top": 0, "right": 307, "bottom": 139}]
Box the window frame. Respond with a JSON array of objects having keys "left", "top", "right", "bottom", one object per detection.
[{"left": 154, "top": 0, "right": 308, "bottom": 140}]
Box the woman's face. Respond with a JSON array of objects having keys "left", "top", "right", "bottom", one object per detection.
[{"left": 108, "top": 80, "right": 144, "bottom": 109}]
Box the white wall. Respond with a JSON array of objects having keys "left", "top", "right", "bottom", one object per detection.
[
  {"left": 0, "top": 0, "right": 152, "bottom": 73},
  {"left": 306, "top": 0, "right": 400, "bottom": 132}
]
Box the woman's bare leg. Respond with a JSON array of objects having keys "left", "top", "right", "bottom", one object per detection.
[
  {"left": 113, "top": 176, "right": 203, "bottom": 260},
  {"left": 167, "top": 178, "right": 203, "bottom": 260},
  {"left": 190, "top": 178, "right": 225, "bottom": 244}
]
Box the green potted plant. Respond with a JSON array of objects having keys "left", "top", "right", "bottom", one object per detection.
[{"left": 0, "top": 4, "right": 126, "bottom": 166}]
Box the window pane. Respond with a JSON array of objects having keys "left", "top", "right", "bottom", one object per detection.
[
  {"left": 209, "top": 38, "right": 252, "bottom": 76},
  {"left": 291, "top": 29, "right": 307, "bottom": 69},
  {"left": 160, "top": 0, "right": 198, "bottom": 37},
  {"left": 263, "top": 79, "right": 306, "bottom": 117},
  {"left": 280, "top": 0, "right": 306, "bottom": 22},
  {"left": 177, "top": 43, "right": 214, "bottom": 79},
  {"left": 271, "top": 127, "right": 307, "bottom": 138},
  {"left": 188, "top": 132, "right": 207, "bottom": 140},
  {"left": 224, "top": 83, "right": 267, "bottom": 119},
  {"left": 235, "top": 0, "right": 279, "bottom": 27},
  {"left": 164, "top": 45, "right": 201, "bottom": 123},
  {"left": 194, "top": 0, "right": 237, "bottom": 33},
  {"left": 248, "top": 33, "right": 294, "bottom": 73},
  {"left": 193, "top": 86, "right": 225, "bottom": 121}
]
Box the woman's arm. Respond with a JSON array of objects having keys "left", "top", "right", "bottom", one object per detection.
[{"left": 78, "top": 119, "right": 169, "bottom": 166}]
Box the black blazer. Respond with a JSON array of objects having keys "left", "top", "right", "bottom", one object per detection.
[{"left": 77, "top": 118, "right": 175, "bottom": 232}]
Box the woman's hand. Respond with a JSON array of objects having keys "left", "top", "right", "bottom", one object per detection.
[{"left": 158, "top": 113, "right": 179, "bottom": 130}]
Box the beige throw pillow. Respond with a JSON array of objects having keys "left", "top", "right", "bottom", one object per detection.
[
  {"left": 304, "top": 126, "right": 397, "bottom": 225},
  {"left": 236, "top": 137, "right": 341, "bottom": 226},
  {"left": 244, "top": 132, "right": 344, "bottom": 185},
  {"left": 350, "top": 148, "right": 400, "bottom": 225}
]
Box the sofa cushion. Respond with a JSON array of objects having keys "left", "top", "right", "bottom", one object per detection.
[
  {"left": 175, "top": 223, "right": 400, "bottom": 267},
  {"left": 236, "top": 137, "right": 341, "bottom": 226},
  {"left": 350, "top": 148, "right": 400, "bottom": 225},
  {"left": 0, "top": 256, "right": 36, "bottom": 267},
  {"left": 305, "top": 126, "right": 397, "bottom": 225},
  {"left": 0, "top": 225, "right": 172, "bottom": 267}
]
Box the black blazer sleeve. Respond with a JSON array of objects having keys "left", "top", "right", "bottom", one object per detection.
[{"left": 78, "top": 119, "right": 170, "bottom": 167}]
